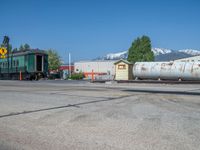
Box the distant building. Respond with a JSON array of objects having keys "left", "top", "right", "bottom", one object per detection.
[
  {"left": 59, "top": 64, "right": 74, "bottom": 79},
  {"left": 74, "top": 60, "right": 116, "bottom": 79},
  {"left": 59, "top": 64, "right": 74, "bottom": 72},
  {"left": 174, "top": 55, "right": 200, "bottom": 62},
  {"left": 114, "top": 59, "right": 133, "bottom": 80}
]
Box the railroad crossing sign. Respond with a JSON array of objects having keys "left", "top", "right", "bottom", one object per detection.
[{"left": 0, "top": 47, "right": 7, "bottom": 59}]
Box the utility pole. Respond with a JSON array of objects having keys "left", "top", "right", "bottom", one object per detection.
[
  {"left": 69, "top": 52, "right": 71, "bottom": 79},
  {"left": 3, "top": 36, "right": 10, "bottom": 77}
]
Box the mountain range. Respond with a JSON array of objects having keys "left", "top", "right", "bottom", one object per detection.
[{"left": 100, "top": 48, "right": 200, "bottom": 61}]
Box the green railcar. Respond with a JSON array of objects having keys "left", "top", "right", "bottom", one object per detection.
[{"left": 0, "top": 49, "right": 48, "bottom": 80}]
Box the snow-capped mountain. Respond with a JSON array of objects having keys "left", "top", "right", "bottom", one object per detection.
[
  {"left": 151, "top": 48, "right": 172, "bottom": 56},
  {"left": 101, "top": 48, "right": 200, "bottom": 60},
  {"left": 105, "top": 51, "right": 127, "bottom": 60},
  {"left": 178, "top": 49, "right": 200, "bottom": 56},
  {"left": 151, "top": 48, "right": 200, "bottom": 56}
]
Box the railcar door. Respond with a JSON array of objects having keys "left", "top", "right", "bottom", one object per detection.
[{"left": 36, "top": 55, "right": 43, "bottom": 72}]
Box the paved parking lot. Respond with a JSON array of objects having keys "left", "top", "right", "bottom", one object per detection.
[{"left": 0, "top": 80, "right": 200, "bottom": 150}]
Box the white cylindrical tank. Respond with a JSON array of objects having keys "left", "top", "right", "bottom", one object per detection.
[{"left": 133, "top": 62, "right": 200, "bottom": 80}]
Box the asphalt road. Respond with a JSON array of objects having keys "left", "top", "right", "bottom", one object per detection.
[{"left": 0, "top": 80, "right": 200, "bottom": 150}]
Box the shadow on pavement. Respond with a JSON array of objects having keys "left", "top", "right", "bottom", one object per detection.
[
  {"left": 0, "top": 95, "right": 132, "bottom": 119},
  {"left": 123, "top": 89, "right": 200, "bottom": 96},
  {"left": 1, "top": 89, "right": 199, "bottom": 119}
]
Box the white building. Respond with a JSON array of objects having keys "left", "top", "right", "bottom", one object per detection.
[
  {"left": 174, "top": 55, "right": 200, "bottom": 62},
  {"left": 74, "top": 60, "right": 116, "bottom": 79}
]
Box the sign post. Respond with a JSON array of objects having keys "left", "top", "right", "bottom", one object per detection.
[
  {"left": 0, "top": 36, "right": 10, "bottom": 77},
  {"left": 3, "top": 36, "right": 10, "bottom": 76}
]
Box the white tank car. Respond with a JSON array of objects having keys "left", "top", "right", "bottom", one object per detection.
[{"left": 133, "top": 62, "right": 200, "bottom": 81}]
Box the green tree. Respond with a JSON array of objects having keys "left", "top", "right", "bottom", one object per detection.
[
  {"left": 140, "top": 36, "right": 154, "bottom": 61},
  {"left": 127, "top": 35, "right": 154, "bottom": 63},
  {"left": 19, "top": 45, "right": 24, "bottom": 51},
  {"left": 127, "top": 37, "right": 140, "bottom": 63},
  {"left": 8, "top": 44, "right": 12, "bottom": 52},
  {"left": 24, "top": 43, "right": 30, "bottom": 50},
  {"left": 13, "top": 48, "right": 18, "bottom": 52},
  {"left": 47, "top": 49, "right": 62, "bottom": 71},
  {"left": 19, "top": 44, "right": 31, "bottom": 51}
]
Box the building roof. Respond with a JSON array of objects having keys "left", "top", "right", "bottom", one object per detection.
[
  {"left": 75, "top": 60, "right": 117, "bottom": 63},
  {"left": 114, "top": 59, "right": 133, "bottom": 65},
  {"left": 11, "top": 49, "right": 47, "bottom": 56},
  {"left": 59, "top": 65, "right": 74, "bottom": 71}
]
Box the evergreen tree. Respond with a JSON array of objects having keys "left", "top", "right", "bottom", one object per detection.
[
  {"left": 127, "top": 35, "right": 154, "bottom": 63},
  {"left": 8, "top": 44, "right": 12, "bottom": 52},
  {"left": 19, "top": 44, "right": 31, "bottom": 51},
  {"left": 140, "top": 36, "right": 154, "bottom": 61},
  {"left": 13, "top": 48, "right": 18, "bottom": 52},
  {"left": 127, "top": 38, "right": 140, "bottom": 63},
  {"left": 19, "top": 45, "right": 24, "bottom": 51},
  {"left": 24, "top": 43, "right": 30, "bottom": 50}
]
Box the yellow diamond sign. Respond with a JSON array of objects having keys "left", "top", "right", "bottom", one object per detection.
[{"left": 0, "top": 47, "right": 7, "bottom": 59}]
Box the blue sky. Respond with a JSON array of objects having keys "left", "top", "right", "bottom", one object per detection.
[{"left": 1, "top": 0, "right": 200, "bottom": 62}]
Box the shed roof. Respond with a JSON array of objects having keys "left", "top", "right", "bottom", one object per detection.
[{"left": 114, "top": 59, "right": 133, "bottom": 65}]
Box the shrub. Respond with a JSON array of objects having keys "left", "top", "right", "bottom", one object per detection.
[{"left": 70, "top": 73, "right": 84, "bottom": 80}]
